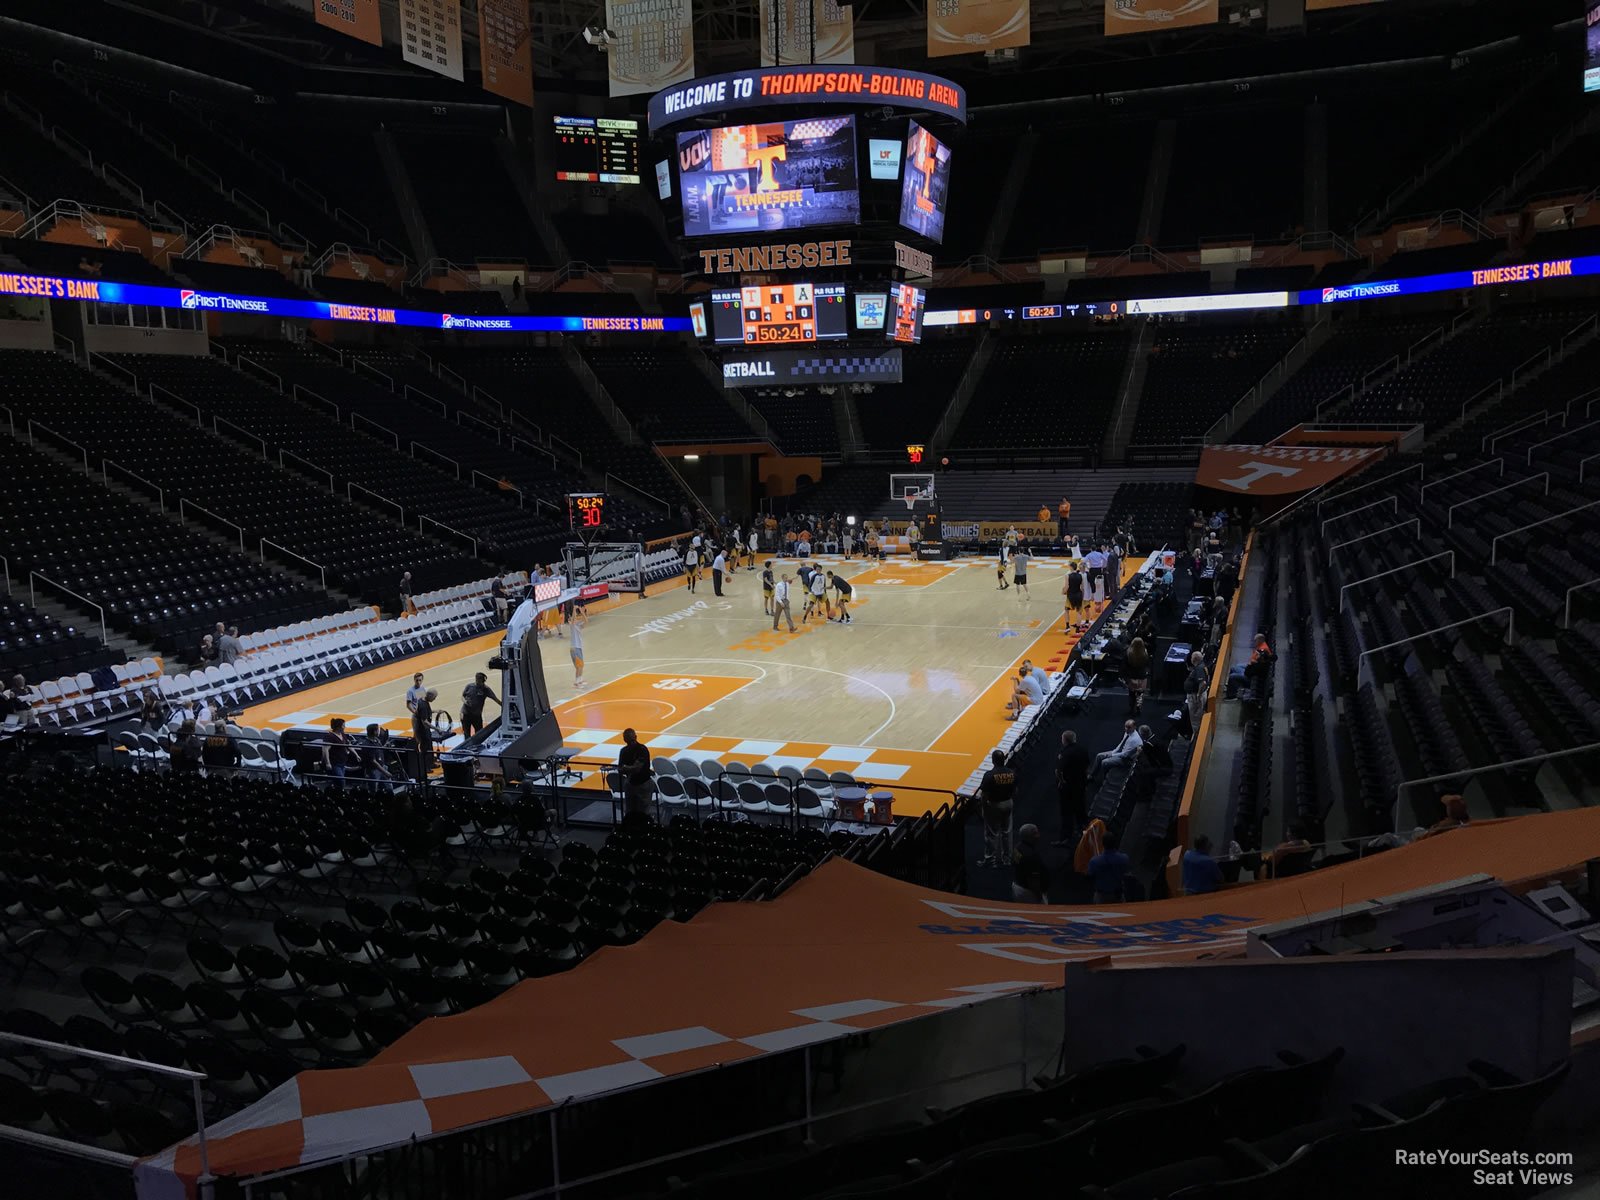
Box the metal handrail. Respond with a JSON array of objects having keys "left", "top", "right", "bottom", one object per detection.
[
  {"left": 1340, "top": 551, "right": 1455, "bottom": 613},
  {"left": 1392, "top": 741, "right": 1600, "bottom": 832},
  {"left": 606, "top": 472, "right": 672, "bottom": 515},
  {"left": 1358, "top": 609, "right": 1514, "bottom": 677},
  {"left": 215, "top": 414, "right": 268, "bottom": 459},
  {"left": 279, "top": 450, "right": 334, "bottom": 492},
  {"left": 403, "top": 384, "right": 448, "bottom": 417},
  {"left": 101, "top": 458, "right": 165, "bottom": 513},
  {"left": 180, "top": 498, "right": 247, "bottom": 553},
  {"left": 26, "top": 419, "right": 89, "bottom": 467},
  {"left": 420, "top": 516, "right": 479, "bottom": 557},
  {"left": 1326, "top": 518, "right": 1420, "bottom": 565},
  {"left": 474, "top": 470, "right": 522, "bottom": 507},
  {"left": 351, "top": 411, "right": 399, "bottom": 449},
  {"left": 29, "top": 572, "right": 107, "bottom": 644},
  {"left": 1316, "top": 462, "right": 1423, "bottom": 511},
  {"left": 149, "top": 382, "right": 203, "bottom": 425},
  {"left": 456, "top": 409, "right": 501, "bottom": 442},
  {"left": 1490, "top": 500, "right": 1600, "bottom": 566},
  {"left": 1320, "top": 495, "right": 1398, "bottom": 535},
  {"left": 292, "top": 382, "right": 339, "bottom": 421},
  {"left": 261, "top": 539, "right": 325, "bottom": 589},
  {"left": 348, "top": 481, "right": 404, "bottom": 522},
  {"left": 1565, "top": 579, "right": 1600, "bottom": 629},
  {"left": 1526, "top": 420, "right": 1600, "bottom": 465},
  {"left": 412, "top": 440, "right": 461, "bottom": 479},
  {"left": 1420, "top": 458, "right": 1503, "bottom": 499},
  {"left": 1446, "top": 473, "right": 1548, "bottom": 528},
  {"left": 236, "top": 354, "right": 283, "bottom": 393}
]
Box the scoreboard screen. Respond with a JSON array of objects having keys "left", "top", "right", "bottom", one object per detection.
[
  {"left": 568, "top": 492, "right": 607, "bottom": 531},
  {"left": 677, "top": 116, "right": 860, "bottom": 236},
  {"left": 889, "top": 283, "right": 926, "bottom": 345},
  {"left": 708, "top": 283, "right": 848, "bottom": 344},
  {"left": 553, "top": 116, "right": 642, "bottom": 184},
  {"left": 899, "top": 120, "right": 952, "bottom": 244},
  {"left": 1588, "top": 1, "right": 1600, "bottom": 93}
]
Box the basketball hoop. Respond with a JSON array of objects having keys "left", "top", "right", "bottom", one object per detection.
[{"left": 903, "top": 494, "right": 918, "bottom": 513}]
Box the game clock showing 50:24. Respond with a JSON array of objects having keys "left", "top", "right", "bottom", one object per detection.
[{"left": 568, "top": 493, "right": 606, "bottom": 532}]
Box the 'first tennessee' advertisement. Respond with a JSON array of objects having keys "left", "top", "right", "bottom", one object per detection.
[{"left": 677, "top": 116, "right": 860, "bottom": 237}]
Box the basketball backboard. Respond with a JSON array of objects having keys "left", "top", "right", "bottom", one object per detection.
[{"left": 889, "top": 472, "right": 935, "bottom": 512}]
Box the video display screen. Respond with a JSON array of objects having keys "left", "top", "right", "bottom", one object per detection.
[
  {"left": 868, "top": 138, "right": 903, "bottom": 181},
  {"left": 677, "top": 117, "right": 860, "bottom": 237},
  {"left": 708, "top": 283, "right": 849, "bottom": 344},
  {"left": 889, "top": 283, "right": 926, "bottom": 345},
  {"left": 553, "top": 115, "right": 642, "bottom": 185},
  {"left": 898, "top": 120, "right": 952, "bottom": 244},
  {"left": 855, "top": 291, "right": 887, "bottom": 330},
  {"left": 655, "top": 159, "right": 672, "bottom": 199},
  {"left": 1588, "top": 1, "right": 1600, "bottom": 93}
]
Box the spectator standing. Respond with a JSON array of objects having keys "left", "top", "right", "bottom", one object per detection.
[
  {"left": 1184, "top": 651, "right": 1208, "bottom": 732},
  {"left": 406, "top": 672, "right": 428, "bottom": 716},
  {"left": 399, "top": 572, "right": 417, "bottom": 617},
  {"left": 411, "top": 689, "right": 438, "bottom": 783},
  {"left": 979, "top": 749, "right": 1017, "bottom": 867},
  {"left": 202, "top": 721, "right": 241, "bottom": 775},
  {"left": 323, "top": 717, "right": 352, "bottom": 786},
  {"left": 359, "top": 724, "right": 395, "bottom": 789},
  {"left": 169, "top": 720, "right": 202, "bottom": 774},
  {"left": 492, "top": 577, "right": 509, "bottom": 623},
  {"left": 1106, "top": 542, "right": 1124, "bottom": 603},
  {"left": 1057, "top": 496, "right": 1071, "bottom": 539},
  {"left": 1054, "top": 730, "right": 1090, "bottom": 847},
  {"left": 1182, "top": 835, "right": 1223, "bottom": 895},
  {"left": 1086, "top": 832, "right": 1130, "bottom": 904},
  {"left": 218, "top": 626, "right": 244, "bottom": 666},
  {"left": 460, "top": 672, "right": 501, "bottom": 738},
  {"left": 1123, "top": 637, "right": 1151, "bottom": 717},
  {"left": 139, "top": 689, "right": 167, "bottom": 729},
  {"left": 1012, "top": 824, "right": 1050, "bottom": 903},
  {"left": 617, "top": 728, "right": 653, "bottom": 815},
  {"left": 772, "top": 574, "right": 796, "bottom": 632}
]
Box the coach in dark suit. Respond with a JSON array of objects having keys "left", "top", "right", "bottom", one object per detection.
[{"left": 1054, "top": 729, "right": 1091, "bottom": 847}]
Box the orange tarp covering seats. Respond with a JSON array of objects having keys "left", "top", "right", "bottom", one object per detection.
[{"left": 137, "top": 805, "right": 1600, "bottom": 1198}]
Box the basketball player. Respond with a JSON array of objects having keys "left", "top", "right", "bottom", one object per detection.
[
  {"left": 828, "top": 571, "right": 853, "bottom": 623},
  {"left": 683, "top": 542, "right": 699, "bottom": 593},
  {"left": 568, "top": 606, "right": 588, "bottom": 688},
  {"left": 842, "top": 525, "right": 854, "bottom": 559},
  {"left": 1064, "top": 560, "right": 1086, "bottom": 630},
  {"left": 805, "top": 564, "right": 830, "bottom": 622},
  {"left": 761, "top": 560, "right": 776, "bottom": 615},
  {"left": 747, "top": 527, "right": 759, "bottom": 568},
  {"left": 1013, "top": 547, "right": 1031, "bottom": 600}
]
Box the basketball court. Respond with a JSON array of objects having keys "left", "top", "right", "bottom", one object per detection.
[{"left": 239, "top": 551, "right": 1103, "bottom": 801}]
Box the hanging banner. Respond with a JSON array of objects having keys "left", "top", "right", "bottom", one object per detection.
[
  {"left": 1104, "top": 0, "right": 1218, "bottom": 37},
  {"left": 479, "top": 0, "right": 534, "bottom": 105},
  {"left": 313, "top": 0, "right": 382, "bottom": 45},
  {"left": 927, "top": 0, "right": 1031, "bottom": 57},
  {"left": 1196, "top": 443, "right": 1382, "bottom": 495},
  {"left": 397, "top": 0, "right": 464, "bottom": 80},
  {"left": 606, "top": 0, "right": 697, "bottom": 98},
  {"left": 762, "top": 0, "right": 855, "bottom": 66}
]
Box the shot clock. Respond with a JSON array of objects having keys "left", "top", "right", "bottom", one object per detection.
[{"left": 567, "top": 493, "right": 607, "bottom": 540}]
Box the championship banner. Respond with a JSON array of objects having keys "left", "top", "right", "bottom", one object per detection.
[
  {"left": 927, "top": 0, "right": 1031, "bottom": 58},
  {"left": 1104, "top": 0, "right": 1218, "bottom": 37},
  {"left": 397, "top": 0, "right": 464, "bottom": 80},
  {"left": 479, "top": 0, "right": 533, "bottom": 105},
  {"left": 1197, "top": 444, "right": 1382, "bottom": 496},
  {"left": 313, "top": 0, "right": 382, "bottom": 45},
  {"left": 606, "top": 0, "right": 697, "bottom": 98},
  {"left": 762, "top": 0, "right": 855, "bottom": 66}
]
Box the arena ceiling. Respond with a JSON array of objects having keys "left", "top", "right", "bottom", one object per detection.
[{"left": 10, "top": 0, "right": 1582, "bottom": 108}]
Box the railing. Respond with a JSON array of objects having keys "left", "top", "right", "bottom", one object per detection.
[
  {"left": 26, "top": 419, "right": 89, "bottom": 468},
  {"left": 1445, "top": 473, "right": 1548, "bottom": 528},
  {"left": 1339, "top": 551, "right": 1455, "bottom": 613},
  {"left": 149, "top": 381, "right": 204, "bottom": 425},
  {"left": 279, "top": 449, "right": 334, "bottom": 493},
  {"left": 471, "top": 384, "right": 507, "bottom": 419},
  {"left": 1358, "top": 608, "right": 1514, "bottom": 679},
  {"left": 348, "top": 482, "right": 404, "bottom": 522},
  {"left": 411, "top": 440, "right": 461, "bottom": 479},
  {"left": 180, "top": 497, "right": 247, "bottom": 553},
  {"left": 292, "top": 383, "right": 340, "bottom": 421},
  {"left": 215, "top": 414, "right": 268, "bottom": 459},
  {"left": 237, "top": 354, "right": 284, "bottom": 393},
  {"left": 351, "top": 411, "right": 399, "bottom": 449},
  {"left": 261, "top": 539, "right": 326, "bottom": 589},
  {"left": 1316, "top": 461, "right": 1423, "bottom": 512},
  {"left": 0, "top": 1031, "right": 212, "bottom": 1185},
  {"left": 1320, "top": 495, "right": 1398, "bottom": 535},
  {"left": 1392, "top": 741, "right": 1600, "bottom": 833},
  {"left": 1457, "top": 378, "right": 1503, "bottom": 421},
  {"left": 0, "top": 554, "right": 9, "bottom": 594},
  {"left": 89, "top": 350, "right": 138, "bottom": 389},
  {"left": 353, "top": 357, "right": 392, "bottom": 392},
  {"left": 403, "top": 383, "right": 448, "bottom": 417},
  {"left": 29, "top": 572, "right": 107, "bottom": 644},
  {"left": 1326, "top": 517, "right": 1420, "bottom": 565},
  {"left": 1581, "top": 451, "right": 1600, "bottom": 484},
  {"left": 420, "top": 515, "right": 479, "bottom": 557},
  {"left": 456, "top": 409, "right": 501, "bottom": 442},
  {"left": 1484, "top": 415, "right": 1552, "bottom": 454},
  {"left": 1202, "top": 334, "right": 1309, "bottom": 444},
  {"left": 1419, "top": 458, "right": 1504, "bottom": 499},
  {"left": 1525, "top": 420, "right": 1600, "bottom": 465},
  {"left": 1565, "top": 580, "right": 1600, "bottom": 629},
  {"left": 606, "top": 472, "right": 672, "bottom": 516},
  {"left": 549, "top": 433, "right": 583, "bottom": 467},
  {"left": 474, "top": 469, "right": 522, "bottom": 507},
  {"left": 101, "top": 458, "right": 165, "bottom": 513},
  {"left": 1490, "top": 500, "right": 1600, "bottom": 566},
  {"left": 509, "top": 433, "right": 557, "bottom": 467}
]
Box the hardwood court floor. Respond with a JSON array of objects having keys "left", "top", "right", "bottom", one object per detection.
[{"left": 243, "top": 555, "right": 1114, "bottom": 799}]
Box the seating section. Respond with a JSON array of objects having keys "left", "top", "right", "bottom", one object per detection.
[
  {"left": 1096, "top": 482, "right": 1194, "bottom": 552},
  {"left": 1162, "top": 108, "right": 1303, "bottom": 245},
  {"left": 553, "top": 210, "right": 674, "bottom": 269},
  {"left": 396, "top": 130, "right": 549, "bottom": 264},
  {"left": 0, "top": 349, "right": 480, "bottom": 604},
  {"left": 583, "top": 345, "right": 755, "bottom": 443},
  {"left": 950, "top": 332, "right": 1132, "bottom": 457},
  {"left": 0, "top": 594, "right": 122, "bottom": 693},
  {"left": 0, "top": 433, "right": 330, "bottom": 662},
  {"left": 1236, "top": 318, "right": 1443, "bottom": 444},
  {"left": 1132, "top": 320, "right": 1303, "bottom": 447},
  {"left": 1002, "top": 121, "right": 1154, "bottom": 256},
  {"left": 748, "top": 393, "right": 840, "bottom": 456},
  {"left": 856, "top": 340, "right": 975, "bottom": 452}
]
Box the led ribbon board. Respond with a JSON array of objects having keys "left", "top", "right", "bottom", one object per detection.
[
  {"left": 0, "top": 273, "right": 693, "bottom": 333},
  {"left": 649, "top": 65, "right": 966, "bottom": 133}
]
